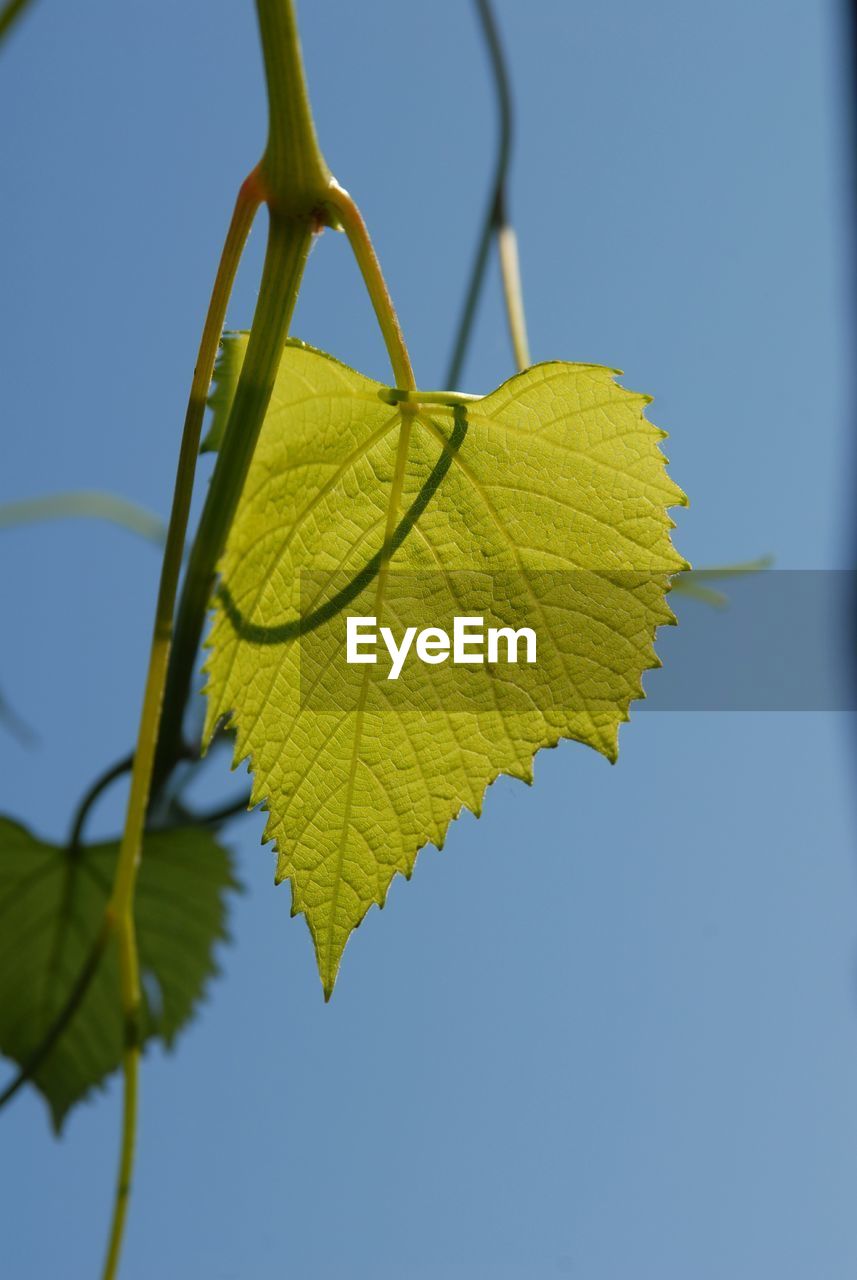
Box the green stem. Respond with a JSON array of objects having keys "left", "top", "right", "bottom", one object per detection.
[
  {"left": 101, "top": 1042, "right": 139, "bottom": 1280},
  {"left": 255, "top": 0, "right": 331, "bottom": 210},
  {"left": 68, "top": 755, "right": 134, "bottom": 854},
  {"left": 153, "top": 175, "right": 423, "bottom": 779},
  {"left": 154, "top": 214, "right": 313, "bottom": 781},
  {"left": 11, "top": 172, "right": 262, "bottom": 1152},
  {"left": 99, "top": 174, "right": 261, "bottom": 1280},
  {"left": 154, "top": 2, "right": 429, "bottom": 784},
  {"left": 154, "top": 0, "right": 334, "bottom": 783}
]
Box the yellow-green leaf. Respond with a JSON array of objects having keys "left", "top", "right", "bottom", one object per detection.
[
  {"left": 204, "top": 338, "right": 687, "bottom": 996},
  {"left": 0, "top": 819, "right": 238, "bottom": 1129}
]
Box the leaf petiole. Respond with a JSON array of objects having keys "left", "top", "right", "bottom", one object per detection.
[{"left": 324, "top": 180, "right": 416, "bottom": 392}]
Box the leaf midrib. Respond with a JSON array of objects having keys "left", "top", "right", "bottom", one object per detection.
[{"left": 321, "top": 410, "right": 416, "bottom": 991}]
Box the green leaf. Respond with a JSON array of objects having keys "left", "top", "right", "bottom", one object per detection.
[
  {"left": 0, "top": 819, "right": 239, "bottom": 1129},
  {"left": 204, "top": 339, "right": 687, "bottom": 997}
]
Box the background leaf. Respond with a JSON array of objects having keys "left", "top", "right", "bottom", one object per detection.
[
  {"left": 0, "top": 818, "right": 239, "bottom": 1129},
  {"left": 204, "top": 341, "right": 686, "bottom": 996}
]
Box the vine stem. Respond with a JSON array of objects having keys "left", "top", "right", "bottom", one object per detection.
[
  {"left": 100, "top": 2, "right": 418, "bottom": 1267},
  {"left": 445, "top": 0, "right": 530, "bottom": 385},
  {"left": 99, "top": 174, "right": 261, "bottom": 1280},
  {"left": 153, "top": 184, "right": 419, "bottom": 776},
  {"left": 101, "top": 1041, "right": 139, "bottom": 1280},
  {"left": 153, "top": 0, "right": 332, "bottom": 786},
  {"left": 156, "top": 154, "right": 416, "bottom": 778},
  {"left": 153, "top": 215, "right": 314, "bottom": 784},
  {"left": 68, "top": 754, "right": 134, "bottom": 853}
]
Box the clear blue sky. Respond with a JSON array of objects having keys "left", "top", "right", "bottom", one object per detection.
[{"left": 3, "top": 1, "right": 857, "bottom": 1277}]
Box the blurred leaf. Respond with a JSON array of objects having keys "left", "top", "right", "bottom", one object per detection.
[
  {"left": 204, "top": 338, "right": 686, "bottom": 996},
  {"left": 0, "top": 818, "right": 239, "bottom": 1129}
]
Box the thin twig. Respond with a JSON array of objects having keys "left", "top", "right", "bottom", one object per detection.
[
  {"left": 185, "top": 791, "right": 253, "bottom": 827},
  {"left": 68, "top": 755, "right": 134, "bottom": 854},
  {"left": 0, "top": 491, "right": 167, "bottom": 545},
  {"left": 445, "top": 0, "right": 530, "bottom": 385},
  {"left": 100, "top": 1037, "right": 139, "bottom": 1280},
  {"left": 0, "top": 0, "right": 35, "bottom": 45}
]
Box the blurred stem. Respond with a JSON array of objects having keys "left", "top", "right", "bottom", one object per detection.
[
  {"left": 0, "top": 687, "right": 37, "bottom": 747},
  {"left": 68, "top": 754, "right": 135, "bottom": 853},
  {"left": 445, "top": 0, "right": 529, "bottom": 385},
  {"left": 0, "top": 491, "right": 168, "bottom": 544},
  {"left": 0, "top": 0, "right": 35, "bottom": 44},
  {"left": 184, "top": 790, "right": 254, "bottom": 828},
  {"left": 671, "top": 558, "right": 773, "bottom": 608},
  {"left": 101, "top": 1043, "right": 139, "bottom": 1280}
]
